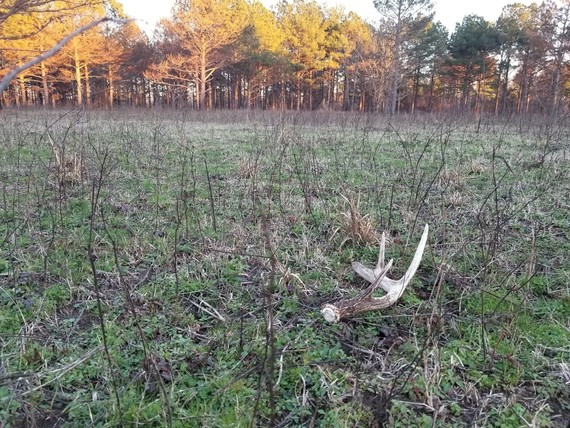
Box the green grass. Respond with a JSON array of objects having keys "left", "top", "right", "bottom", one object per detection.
[{"left": 0, "top": 109, "right": 569, "bottom": 427}]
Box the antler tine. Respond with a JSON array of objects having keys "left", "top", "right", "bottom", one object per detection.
[
  {"left": 353, "top": 224, "right": 429, "bottom": 293},
  {"left": 394, "top": 224, "right": 429, "bottom": 295},
  {"left": 351, "top": 231, "right": 386, "bottom": 285}
]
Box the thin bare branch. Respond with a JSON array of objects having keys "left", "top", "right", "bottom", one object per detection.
[{"left": 0, "top": 16, "right": 131, "bottom": 94}]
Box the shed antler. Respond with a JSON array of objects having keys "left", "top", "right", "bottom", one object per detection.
[{"left": 321, "top": 224, "right": 429, "bottom": 323}]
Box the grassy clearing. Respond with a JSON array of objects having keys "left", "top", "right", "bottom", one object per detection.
[{"left": 0, "top": 109, "right": 569, "bottom": 427}]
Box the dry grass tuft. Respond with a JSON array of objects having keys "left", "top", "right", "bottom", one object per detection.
[
  {"left": 469, "top": 157, "right": 486, "bottom": 175},
  {"left": 336, "top": 194, "right": 377, "bottom": 246},
  {"left": 237, "top": 157, "right": 258, "bottom": 179},
  {"left": 47, "top": 133, "right": 86, "bottom": 185},
  {"left": 54, "top": 153, "right": 85, "bottom": 185},
  {"left": 440, "top": 167, "right": 463, "bottom": 190},
  {"left": 447, "top": 191, "right": 464, "bottom": 207}
]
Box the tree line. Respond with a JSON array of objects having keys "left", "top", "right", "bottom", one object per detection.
[{"left": 1, "top": 0, "right": 569, "bottom": 114}]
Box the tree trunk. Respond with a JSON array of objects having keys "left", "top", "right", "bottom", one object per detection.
[
  {"left": 427, "top": 69, "right": 435, "bottom": 113},
  {"left": 74, "top": 45, "right": 82, "bottom": 106},
  {"left": 108, "top": 66, "right": 114, "bottom": 108},
  {"left": 18, "top": 74, "right": 26, "bottom": 107},
  {"left": 233, "top": 74, "right": 238, "bottom": 109},
  {"left": 550, "top": 54, "right": 563, "bottom": 115},
  {"left": 84, "top": 64, "right": 91, "bottom": 106},
  {"left": 411, "top": 70, "right": 420, "bottom": 114},
  {"left": 461, "top": 64, "right": 472, "bottom": 112},
  {"left": 500, "top": 59, "right": 510, "bottom": 114},
  {"left": 343, "top": 71, "right": 351, "bottom": 111},
  {"left": 41, "top": 61, "right": 49, "bottom": 107},
  {"left": 389, "top": 21, "right": 402, "bottom": 115},
  {"left": 517, "top": 53, "right": 530, "bottom": 114},
  {"left": 281, "top": 82, "right": 286, "bottom": 110},
  {"left": 494, "top": 68, "right": 501, "bottom": 115},
  {"left": 475, "top": 73, "right": 483, "bottom": 114},
  {"left": 199, "top": 51, "right": 207, "bottom": 110},
  {"left": 245, "top": 78, "right": 252, "bottom": 109}
]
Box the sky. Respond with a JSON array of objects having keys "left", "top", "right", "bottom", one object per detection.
[{"left": 120, "top": 0, "right": 535, "bottom": 37}]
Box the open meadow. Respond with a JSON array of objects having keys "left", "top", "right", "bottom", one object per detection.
[{"left": 0, "top": 109, "right": 569, "bottom": 427}]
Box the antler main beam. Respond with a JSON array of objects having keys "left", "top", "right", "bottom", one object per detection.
[{"left": 322, "top": 224, "right": 429, "bottom": 323}]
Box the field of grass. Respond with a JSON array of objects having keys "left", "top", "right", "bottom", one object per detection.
[{"left": 0, "top": 109, "right": 569, "bottom": 427}]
